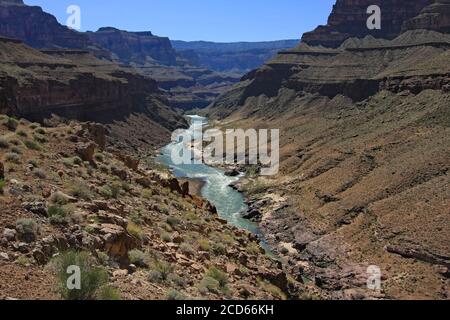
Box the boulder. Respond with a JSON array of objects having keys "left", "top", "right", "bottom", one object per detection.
[
  {"left": 75, "top": 142, "right": 96, "bottom": 162},
  {"left": 3, "top": 228, "right": 16, "bottom": 241},
  {"left": 22, "top": 201, "right": 47, "bottom": 216}
]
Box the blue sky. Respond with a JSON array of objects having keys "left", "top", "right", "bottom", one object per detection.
[{"left": 25, "top": 0, "right": 335, "bottom": 42}]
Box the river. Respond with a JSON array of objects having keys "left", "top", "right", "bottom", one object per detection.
[{"left": 155, "top": 115, "right": 263, "bottom": 237}]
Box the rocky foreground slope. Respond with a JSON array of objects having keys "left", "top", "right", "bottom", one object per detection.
[
  {"left": 208, "top": 1, "right": 450, "bottom": 300},
  {"left": 0, "top": 116, "right": 301, "bottom": 300}
]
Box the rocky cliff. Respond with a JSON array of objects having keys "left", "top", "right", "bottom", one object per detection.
[
  {"left": 208, "top": 1, "right": 450, "bottom": 300},
  {"left": 87, "top": 27, "right": 177, "bottom": 66},
  {"left": 403, "top": 0, "right": 450, "bottom": 32},
  {"left": 302, "top": 0, "right": 433, "bottom": 47},
  {"left": 0, "top": 0, "right": 92, "bottom": 49}
]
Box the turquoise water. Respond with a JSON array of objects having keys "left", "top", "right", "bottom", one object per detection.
[{"left": 155, "top": 115, "right": 262, "bottom": 236}]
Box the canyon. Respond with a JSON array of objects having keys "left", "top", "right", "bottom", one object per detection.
[
  {"left": 0, "top": 0, "right": 449, "bottom": 300},
  {"left": 208, "top": 0, "right": 450, "bottom": 300}
]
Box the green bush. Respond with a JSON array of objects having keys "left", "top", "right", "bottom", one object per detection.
[
  {"left": 151, "top": 260, "right": 174, "bottom": 282},
  {"left": 69, "top": 181, "right": 92, "bottom": 200},
  {"left": 198, "top": 276, "right": 221, "bottom": 294},
  {"left": 29, "top": 123, "right": 39, "bottom": 130},
  {"left": 16, "top": 218, "right": 38, "bottom": 242},
  {"left": 206, "top": 267, "right": 228, "bottom": 288},
  {"left": 50, "top": 191, "right": 70, "bottom": 205},
  {"left": 35, "top": 127, "right": 46, "bottom": 135},
  {"left": 212, "top": 243, "right": 226, "bottom": 256},
  {"left": 0, "top": 136, "right": 9, "bottom": 149},
  {"left": 0, "top": 179, "right": 5, "bottom": 194},
  {"left": 97, "top": 286, "right": 121, "bottom": 300},
  {"left": 128, "top": 249, "right": 148, "bottom": 268},
  {"left": 33, "top": 134, "right": 48, "bottom": 144},
  {"left": 4, "top": 152, "right": 20, "bottom": 164},
  {"left": 24, "top": 139, "right": 41, "bottom": 151},
  {"left": 180, "top": 243, "right": 194, "bottom": 257},
  {"left": 33, "top": 169, "right": 47, "bottom": 179},
  {"left": 166, "top": 216, "right": 180, "bottom": 228},
  {"left": 4, "top": 117, "right": 18, "bottom": 131},
  {"left": 10, "top": 146, "right": 22, "bottom": 154},
  {"left": 47, "top": 205, "right": 67, "bottom": 223},
  {"left": 49, "top": 251, "right": 109, "bottom": 300},
  {"left": 94, "top": 153, "right": 104, "bottom": 162},
  {"left": 161, "top": 232, "right": 172, "bottom": 243},
  {"left": 16, "top": 130, "right": 27, "bottom": 137},
  {"left": 8, "top": 138, "right": 22, "bottom": 146},
  {"left": 100, "top": 183, "right": 121, "bottom": 199},
  {"left": 198, "top": 239, "right": 211, "bottom": 251},
  {"left": 166, "top": 289, "right": 185, "bottom": 300}
]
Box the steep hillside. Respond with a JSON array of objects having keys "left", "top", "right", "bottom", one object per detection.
[{"left": 207, "top": 3, "right": 450, "bottom": 300}]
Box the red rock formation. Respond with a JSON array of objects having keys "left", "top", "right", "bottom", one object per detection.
[{"left": 302, "top": 0, "right": 432, "bottom": 47}]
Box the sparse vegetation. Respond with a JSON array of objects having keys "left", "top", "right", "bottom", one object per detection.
[
  {"left": 0, "top": 136, "right": 9, "bottom": 148},
  {"left": 68, "top": 180, "right": 92, "bottom": 200},
  {"left": 0, "top": 179, "right": 5, "bottom": 194},
  {"left": 166, "top": 289, "right": 185, "bottom": 300},
  {"left": 3, "top": 117, "right": 18, "bottom": 131},
  {"left": 127, "top": 222, "right": 143, "bottom": 240},
  {"left": 94, "top": 152, "right": 104, "bottom": 162},
  {"left": 33, "top": 168, "right": 47, "bottom": 179},
  {"left": 180, "top": 243, "right": 195, "bottom": 257},
  {"left": 49, "top": 251, "right": 109, "bottom": 300},
  {"left": 23, "top": 139, "right": 41, "bottom": 151},
  {"left": 128, "top": 249, "right": 148, "bottom": 268},
  {"left": 4, "top": 152, "right": 20, "bottom": 164},
  {"left": 16, "top": 130, "right": 27, "bottom": 137},
  {"left": 50, "top": 191, "right": 71, "bottom": 205},
  {"left": 16, "top": 218, "right": 38, "bottom": 242}
]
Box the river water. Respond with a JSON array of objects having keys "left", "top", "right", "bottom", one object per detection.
[{"left": 155, "top": 115, "right": 262, "bottom": 236}]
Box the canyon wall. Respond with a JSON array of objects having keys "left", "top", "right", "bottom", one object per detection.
[{"left": 302, "top": 0, "right": 433, "bottom": 47}]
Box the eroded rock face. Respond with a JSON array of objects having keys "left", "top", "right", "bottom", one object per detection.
[
  {"left": 403, "top": 0, "right": 450, "bottom": 33},
  {"left": 301, "top": 0, "right": 432, "bottom": 47},
  {"left": 87, "top": 27, "right": 177, "bottom": 65},
  {"left": 0, "top": 0, "right": 92, "bottom": 49}
]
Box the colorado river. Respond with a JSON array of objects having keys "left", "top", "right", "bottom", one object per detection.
[{"left": 155, "top": 115, "right": 263, "bottom": 237}]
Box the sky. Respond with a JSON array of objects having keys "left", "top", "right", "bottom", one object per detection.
[{"left": 25, "top": 0, "right": 335, "bottom": 42}]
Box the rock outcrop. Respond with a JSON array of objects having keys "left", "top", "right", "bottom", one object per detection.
[
  {"left": 403, "top": 0, "right": 450, "bottom": 33},
  {"left": 302, "top": 0, "right": 433, "bottom": 47},
  {"left": 0, "top": 0, "right": 93, "bottom": 50},
  {"left": 87, "top": 27, "right": 177, "bottom": 65}
]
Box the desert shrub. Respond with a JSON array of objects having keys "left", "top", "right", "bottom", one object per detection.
[
  {"left": 16, "top": 130, "right": 27, "bottom": 137},
  {"left": 24, "top": 139, "right": 41, "bottom": 151},
  {"left": 206, "top": 267, "right": 228, "bottom": 288},
  {"left": 28, "top": 159, "right": 38, "bottom": 168},
  {"left": 166, "top": 216, "right": 180, "bottom": 228},
  {"left": 100, "top": 183, "right": 121, "bottom": 199},
  {"left": 212, "top": 243, "right": 226, "bottom": 256},
  {"left": 10, "top": 146, "right": 22, "bottom": 154},
  {"left": 29, "top": 123, "right": 39, "bottom": 129},
  {"left": 94, "top": 153, "right": 104, "bottom": 162},
  {"left": 99, "top": 164, "right": 109, "bottom": 173},
  {"left": 73, "top": 156, "right": 83, "bottom": 166},
  {"left": 35, "top": 127, "right": 46, "bottom": 135},
  {"left": 4, "top": 117, "right": 18, "bottom": 131},
  {"left": 197, "top": 239, "right": 211, "bottom": 251},
  {"left": 129, "top": 212, "right": 143, "bottom": 226},
  {"left": 33, "top": 169, "right": 47, "bottom": 179},
  {"left": 128, "top": 249, "right": 148, "bottom": 268},
  {"left": 141, "top": 189, "right": 154, "bottom": 199},
  {"left": 49, "top": 251, "right": 109, "bottom": 300},
  {"left": 127, "top": 222, "right": 143, "bottom": 240},
  {"left": 168, "top": 274, "right": 187, "bottom": 288},
  {"left": 16, "top": 218, "right": 38, "bottom": 242},
  {"left": 151, "top": 260, "right": 174, "bottom": 282},
  {"left": 8, "top": 138, "right": 22, "bottom": 146},
  {"left": 161, "top": 232, "right": 172, "bottom": 242},
  {"left": 198, "top": 276, "right": 221, "bottom": 294},
  {"left": 33, "top": 134, "right": 48, "bottom": 144},
  {"left": 247, "top": 242, "right": 262, "bottom": 255},
  {"left": 166, "top": 289, "right": 185, "bottom": 300},
  {"left": 47, "top": 205, "right": 67, "bottom": 225},
  {"left": 0, "top": 136, "right": 9, "bottom": 148},
  {"left": 69, "top": 181, "right": 92, "bottom": 200},
  {"left": 4, "top": 152, "right": 20, "bottom": 164},
  {"left": 50, "top": 191, "right": 70, "bottom": 205},
  {"left": 0, "top": 179, "right": 5, "bottom": 194},
  {"left": 97, "top": 286, "right": 121, "bottom": 300},
  {"left": 180, "top": 243, "right": 194, "bottom": 257},
  {"left": 258, "top": 280, "right": 287, "bottom": 300},
  {"left": 121, "top": 182, "right": 132, "bottom": 193}
]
